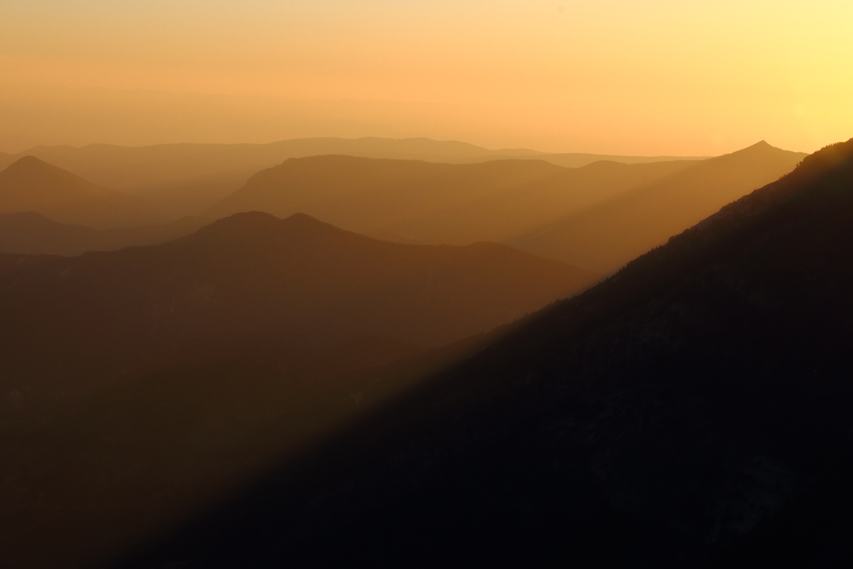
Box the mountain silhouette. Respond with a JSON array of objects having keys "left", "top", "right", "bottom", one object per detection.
[
  {"left": 0, "top": 212, "right": 210, "bottom": 255},
  {"left": 514, "top": 141, "right": 806, "bottom": 272},
  {"left": 115, "top": 138, "right": 853, "bottom": 568},
  {"left": 0, "top": 211, "right": 597, "bottom": 403},
  {"left": 0, "top": 157, "right": 159, "bottom": 228},
  {"left": 205, "top": 155, "right": 698, "bottom": 244}
]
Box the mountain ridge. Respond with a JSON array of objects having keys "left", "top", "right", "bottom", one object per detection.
[
  {"left": 513, "top": 140, "right": 806, "bottom": 272},
  {"left": 9, "top": 137, "right": 708, "bottom": 193},
  {"left": 204, "top": 154, "right": 702, "bottom": 245}
]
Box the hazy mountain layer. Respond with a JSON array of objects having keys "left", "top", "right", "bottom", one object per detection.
[
  {"left": 208, "top": 157, "right": 564, "bottom": 235},
  {"left": 116, "top": 139, "right": 853, "bottom": 568},
  {"left": 515, "top": 141, "right": 806, "bottom": 272},
  {"left": 8, "top": 137, "right": 703, "bottom": 195},
  {"left": 0, "top": 157, "right": 159, "bottom": 229},
  {"left": 0, "top": 212, "right": 210, "bottom": 255},
  {"left": 206, "top": 155, "right": 697, "bottom": 244}
]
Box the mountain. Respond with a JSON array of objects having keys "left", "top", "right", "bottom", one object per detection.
[
  {"left": 0, "top": 212, "right": 211, "bottom": 255},
  {"left": 0, "top": 212, "right": 598, "bottom": 404},
  {"left": 116, "top": 139, "right": 853, "bottom": 568},
  {"left": 0, "top": 157, "right": 159, "bottom": 228},
  {"left": 205, "top": 155, "right": 698, "bottom": 244},
  {"left": 515, "top": 141, "right": 806, "bottom": 272},
  {"left": 11, "top": 138, "right": 704, "bottom": 195}
]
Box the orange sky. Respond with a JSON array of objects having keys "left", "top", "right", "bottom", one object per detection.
[{"left": 1, "top": 0, "right": 852, "bottom": 154}]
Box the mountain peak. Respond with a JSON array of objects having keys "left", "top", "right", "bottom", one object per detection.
[
  {"left": 185, "top": 211, "right": 344, "bottom": 245},
  {"left": 212, "top": 210, "right": 281, "bottom": 226},
  {"left": 716, "top": 140, "right": 805, "bottom": 163},
  {"left": 0, "top": 155, "right": 89, "bottom": 188},
  {"left": 4, "top": 155, "right": 58, "bottom": 174},
  {"left": 739, "top": 140, "right": 779, "bottom": 154},
  {"left": 206, "top": 211, "right": 329, "bottom": 230},
  {"left": 281, "top": 212, "right": 329, "bottom": 226}
]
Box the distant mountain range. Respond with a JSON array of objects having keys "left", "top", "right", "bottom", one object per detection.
[
  {"left": 115, "top": 138, "right": 853, "bottom": 568},
  {"left": 0, "top": 142, "right": 803, "bottom": 269},
  {"left": 0, "top": 137, "right": 705, "bottom": 196},
  {"left": 205, "top": 156, "right": 576, "bottom": 238}
]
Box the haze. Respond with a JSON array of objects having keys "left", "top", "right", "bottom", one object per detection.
[{"left": 2, "top": 0, "right": 852, "bottom": 154}]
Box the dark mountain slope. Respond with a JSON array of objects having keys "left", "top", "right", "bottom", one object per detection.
[
  {"left": 0, "top": 212, "right": 597, "bottom": 405},
  {"left": 516, "top": 141, "right": 805, "bottom": 272},
  {"left": 0, "top": 157, "right": 158, "bottom": 228},
  {"left": 0, "top": 329, "right": 490, "bottom": 569},
  {"left": 119, "top": 139, "right": 853, "bottom": 569},
  {"left": 0, "top": 212, "right": 210, "bottom": 255}
]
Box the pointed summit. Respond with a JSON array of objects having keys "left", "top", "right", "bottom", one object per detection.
[
  {"left": 725, "top": 139, "right": 789, "bottom": 158},
  {"left": 0, "top": 157, "right": 158, "bottom": 228},
  {"left": 1, "top": 155, "right": 86, "bottom": 183},
  {"left": 185, "top": 211, "right": 347, "bottom": 246},
  {"left": 0, "top": 156, "right": 114, "bottom": 201}
]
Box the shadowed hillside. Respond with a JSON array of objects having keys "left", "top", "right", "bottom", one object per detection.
[
  {"left": 205, "top": 155, "right": 697, "bottom": 244},
  {"left": 515, "top": 141, "right": 806, "bottom": 272},
  {"left": 115, "top": 139, "right": 853, "bottom": 569},
  {"left": 0, "top": 212, "right": 210, "bottom": 255},
  {"left": 0, "top": 157, "right": 159, "bottom": 228},
  {"left": 0, "top": 211, "right": 597, "bottom": 406},
  {"left": 0, "top": 211, "right": 597, "bottom": 569}
]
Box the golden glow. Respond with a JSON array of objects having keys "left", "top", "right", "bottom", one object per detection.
[{"left": 1, "top": 1, "right": 852, "bottom": 153}]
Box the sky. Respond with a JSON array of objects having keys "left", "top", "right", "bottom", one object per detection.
[{"left": 1, "top": 0, "right": 852, "bottom": 154}]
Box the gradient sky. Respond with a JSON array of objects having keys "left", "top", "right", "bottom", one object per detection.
[{"left": 1, "top": 0, "right": 852, "bottom": 154}]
